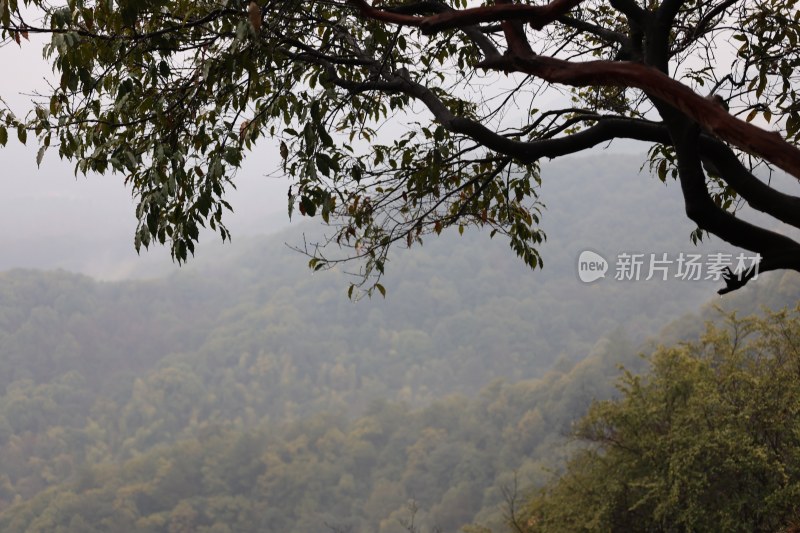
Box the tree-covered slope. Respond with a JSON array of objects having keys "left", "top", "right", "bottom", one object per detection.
[
  {"left": 0, "top": 153, "right": 792, "bottom": 531},
  {"left": 525, "top": 306, "right": 800, "bottom": 533},
  {"left": 3, "top": 267, "right": 799, "bottom": 532},
  {"left": 0, "top": 331, "right": 640, "bottom": 533}
]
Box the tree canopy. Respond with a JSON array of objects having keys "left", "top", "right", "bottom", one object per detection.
[
  {"left": 525, "top": 307, "right": 800, "bottom": 532},
  {"left": 0, "top": 238, "right": 655, "bottom": 532},
  {"left": 1, "top": 255, "right": 800, "bottom": 531},
  {"left": 1, "top": 0, "right": 799, "bottom": 293}
]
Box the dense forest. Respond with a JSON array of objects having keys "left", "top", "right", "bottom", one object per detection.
[
  {"left": 2, "top": 263, "right": 799, "bottom": 532},
  {"left": 1, "top": 154, "right": 799, "bottom": 531},
  {"left": 527, "top": 307, "right": 800, "bottom": 532},
  {"left": 0, "top": 332, "right": 639, "bottom": 532}
]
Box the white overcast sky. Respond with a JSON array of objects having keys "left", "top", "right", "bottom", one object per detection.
[
  {"left": 0, "top": 35, "right": 294, "bottom": 276},
  {"left": 0, "top": 29, "right": 669, "bottom": 278}
]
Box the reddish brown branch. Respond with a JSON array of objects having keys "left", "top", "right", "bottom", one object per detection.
[
  {"left": 480, "top": 54, "right": 800, "bottom": 181},
  {"left": 348, "top": 0, "right": 583, "bottom": 34},
  {"left": 500, "top": 2, "right": 535, "bottom": 57},
  {"left": 420, "top": 0, "right": 584, "bottom": 33},
  {"left": 501, "top": 20, "right": 533, "bottom": 55},
  {"left": 348, "top": 0, "right": 422, "bottom": 27}
]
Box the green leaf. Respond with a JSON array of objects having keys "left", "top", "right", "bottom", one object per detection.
[
  {"left": 36, "top": 145, "right": 46, "bottom": 167},
  {"left": 375, "top": 283, "right": 386, "bottom": 298},
  {"left": 0, "top": 126, "right": 7, "bottom": 146},
  {"left": 315, "top": 153, "right": 330, "bottom": 177},
  {"left": 300, "top": 196, "right": 316, "bottom": 217}
]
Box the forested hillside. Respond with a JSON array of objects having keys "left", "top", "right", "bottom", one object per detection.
[
  {"left": 0, "top": 334, "right": 639, "bottom": 533},
  {"left": 0, "top": 236, "right": 647, "bottom": 532},
  {"left": 0, "top": 154, "right": 794, "bottom": 532},
  {"left": 2, "top": 262, "right": 799, "bottom": 531},
  {"left": 526, "top": 305, "right": 800, "bottom": 532}
]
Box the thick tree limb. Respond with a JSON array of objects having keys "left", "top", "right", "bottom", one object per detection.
[
  {"left": 522, "top": 118, "right": 669, "bottom": 160},
  {"left": 346, "top": 0, "right": 423, "bottom": 27},
  {"left": 674, "top": 139, "right": 799, "bottom": 256},
  {"left": 348, "top": 0, "right": 583, "bottom": 34},
  {"left": 478, "top": 54, "right": 800, "bottom": 182},
  {"left": 667, "top": 125, "right": 800, "bottom": 294},
  {"left": 657, "top": 0, "right": 690, "bottom": 27},
  {"left": 718, "top": 252, "right": 800, "bottom": 294},
  {"left": 381, "top": 0, "right": 501, "bottom": 58},
  {"left": 420, "top": 0, "right": 584, "bottom": 33},
  {"left": 540, "top": 116, "right": 800, "bottom": 243},
  {"left": 501, "top": 17, "right": 535, "bottom": 56},
  {"left": 608, "top": 0, "right": 646, "bottom": 24},
  {"left": 699, "top": 139, "right": 800, "bottom": 231}
]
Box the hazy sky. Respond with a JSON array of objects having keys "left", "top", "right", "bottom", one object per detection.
[
  {"left": 0, "top": 36, "right": 294, "bottom": 276},
  {"left": 0, "top": 33, "right": 700, "bottom": 279},
  {"left": 0, "top": 3, "right": 780, "bottom": 283}
]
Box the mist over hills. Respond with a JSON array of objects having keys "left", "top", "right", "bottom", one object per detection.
[
  {"left": 1, "top": 151, "right": 732, "bottom": 282},
  {"left": 0, "top": 152, "right": 795, "bottom": 532},
  {"left": 0, "top": 151, "right": 754, "bottom": 458},
  {"left": 1, "top": 151, "right": 738, "bottom": 398},
  {"left": 1, "top": 261, "right": 797, "bottom": 532}
]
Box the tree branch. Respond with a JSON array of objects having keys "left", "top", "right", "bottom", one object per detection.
[
  {"left": 421, "top": 0, "right": 584, "bottom": 33},
  {"left": 557, "top": 15, "right": 632, "bottom": 50},
  {"left": 667, "top": 126, "right": 800, "bottom": 293},
  {"left": 381, "top": 0, "right": 501, "bottom": 59},
  {"left": 478, "top": 54, "right": 800, "bottom": 182},
  {"left": 608, "top": 0, "right": 646, "bottom": 24},
  {"left": 657, "top": 0, "right": 689, "bottom": 27},
  {"left": 298, "top": 39, "right": 674, "bottom": 165},
  {"left": 699, "top": 138, "right": 800, "bottom": 232},
  {"left": 348, "top": 0, "right": 584, "bottom": 34},
  {"left": 691, "top": 0, "right": 740, "bottom": 39},
  {"left": 675, "top": 140, "right": 798, "bottom": 255}
]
